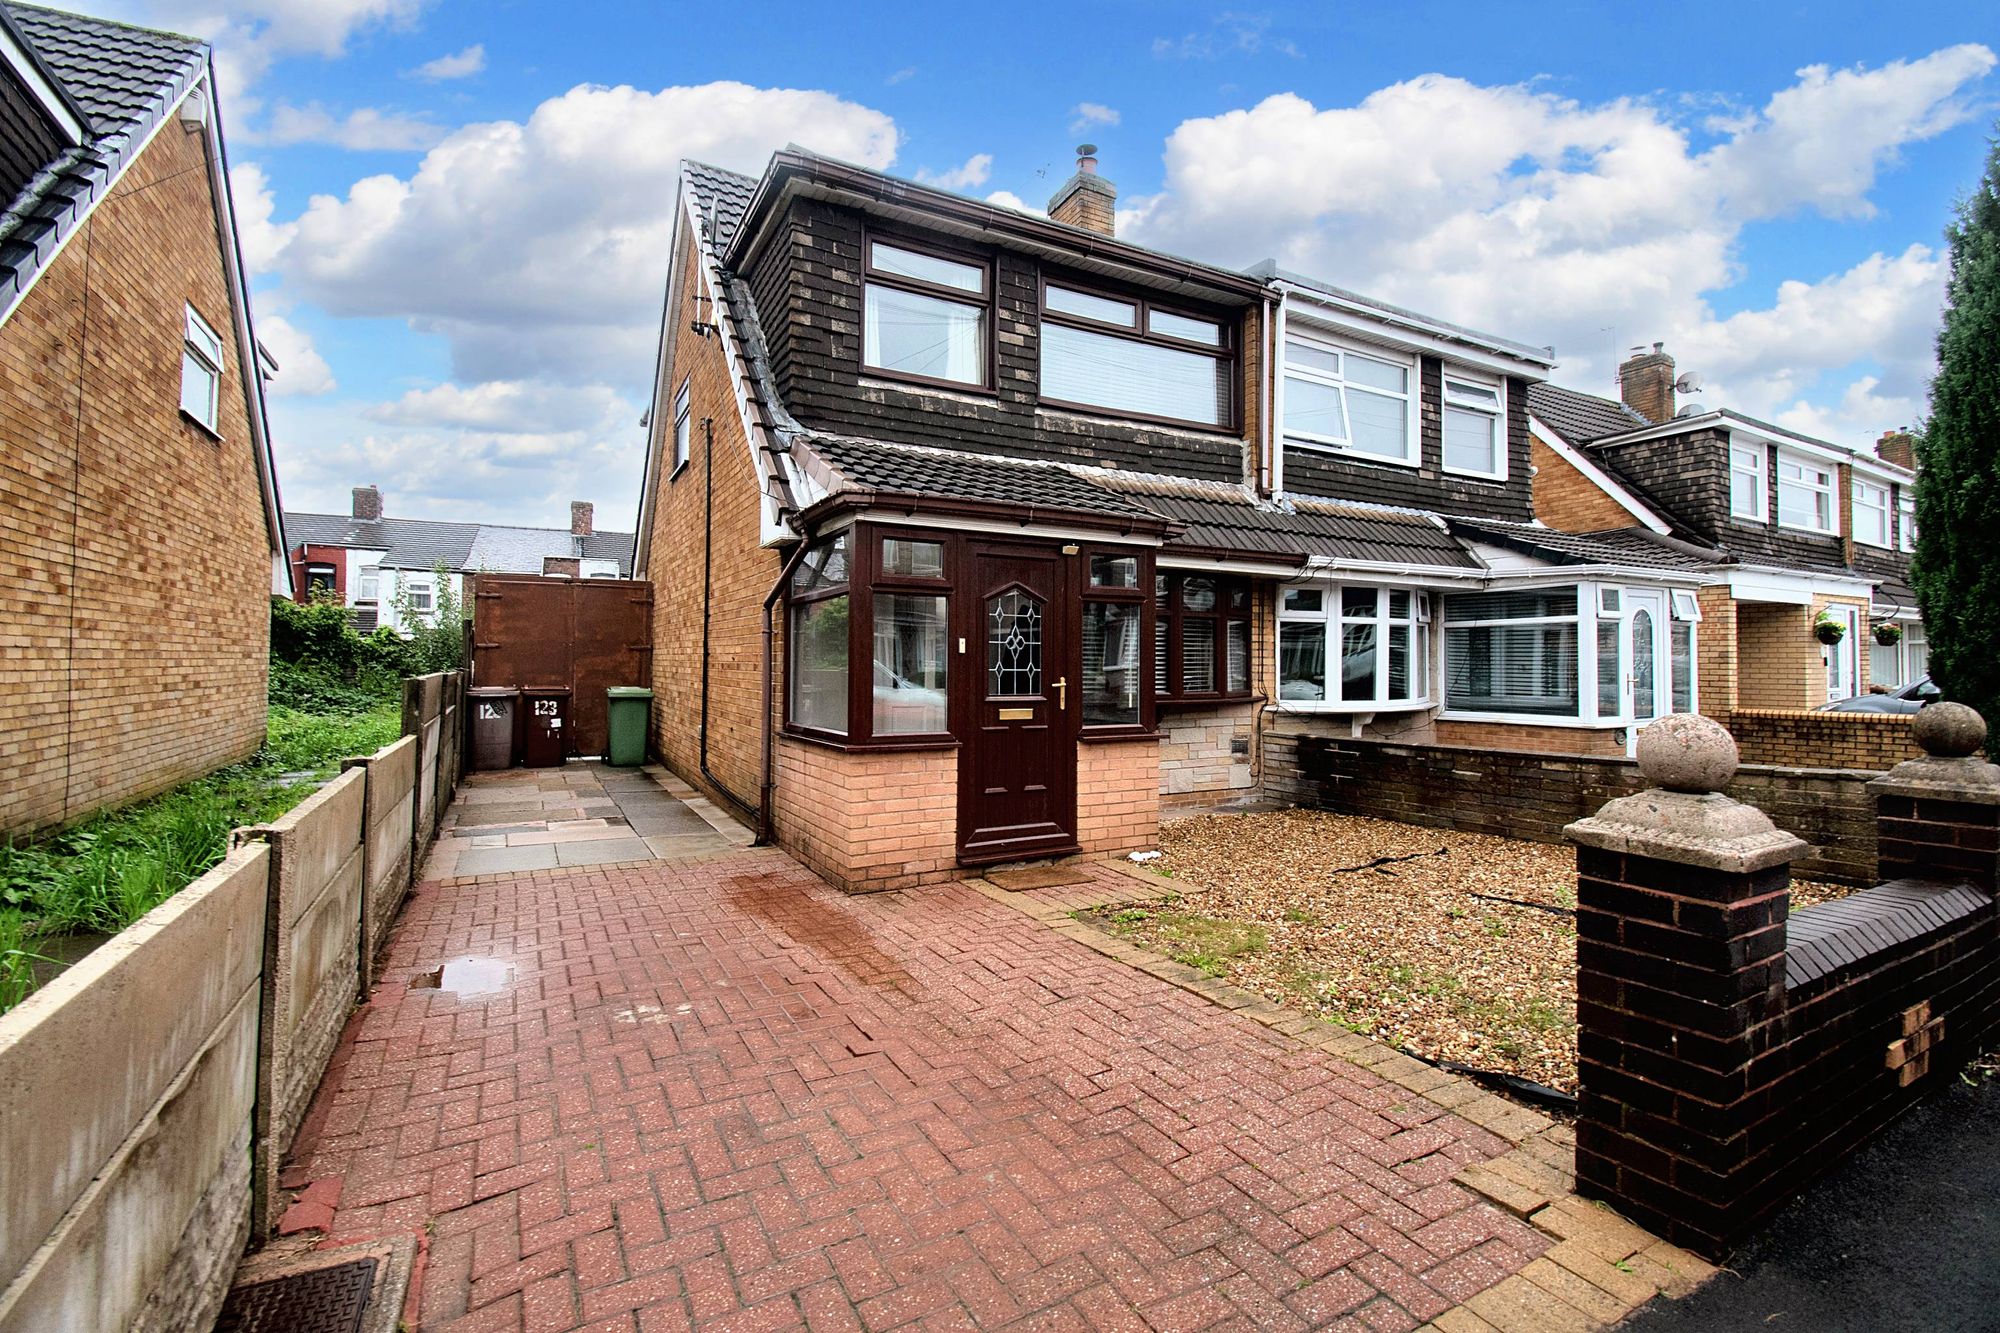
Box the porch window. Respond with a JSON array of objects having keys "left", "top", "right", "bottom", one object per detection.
[
  {"left": 1442, "top": 588, "right": 1581, "bottom": 717},
  {"left": 1853, "top": 478, "right": 1890, "bottom": 548},
  {"left": 862, "top": 238, "right": 990, "bottom": 389},
  {"left": 181, "top": 304, "right": 224, "bottom": 432},
  {"left": 788, "top": 534, "right": 850, "bottom": 734},
  {"left": 1154, "top": 572, "right": 1252, "bottom": 702},
  {"left": 1442, "top": 376, "right": 1505, "bottom": 478},
  {"left": 1079, "top": 551, "right": 1148, "bottom": 728},
  {"left": 1729, "top": 443, "right": 1766, "bottom": 520},
  {"left": 1281, "top": 331, "right": 1416, "bottom": 465},
  {"left": 870, "top": 535, "right": 948, "bottom": 736},
  {"left": 1776, "top": 451, "right": 1834, "bottom": 533},
  {"left": 1276, "top": 584, "right": 1428, "bottom": 707},
  {"left": 1040, "top": 282, "right": 1233, "bottom": 428},
  {"left": 1670, "top": 591, "right": 1698, "bottom": 713}
]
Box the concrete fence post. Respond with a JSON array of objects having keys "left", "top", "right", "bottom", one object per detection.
[{"left": 1565, "top": 715, "right": 1807, "bottom": 1256}]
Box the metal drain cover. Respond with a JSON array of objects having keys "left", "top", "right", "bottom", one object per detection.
[{"left": 217, "top": 1257, "right": 377, "bottom": 1333}]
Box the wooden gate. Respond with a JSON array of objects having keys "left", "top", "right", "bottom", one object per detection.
[{"left": 469, "top": 575, "right": 654, "bottom": 759}]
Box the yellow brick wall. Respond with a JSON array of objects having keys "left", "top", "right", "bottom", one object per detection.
[
  {"left": 1530, "top": 433, "right": 1642, "bottom": 533},
  {"left": 1078, "top": 736, "right": 1161, "bottom": 855},
  {"left": 1733, "top": 596, "right": 1871, "bottom": 711},
  {"left": 772, "top": 739, "right": 958, "bottom": 892},
  {"left": 1432, "top": 719, "right": 1631, "bottom": 758},
  {"left": 1729, "top": 708, "right": 1921, "bottom": 771},
  {"left": 1695, "top": 585, "right": 1738, "bottom": 722},
  {"left": 0, "top": 119, "right": 270, "bottom": 836}
]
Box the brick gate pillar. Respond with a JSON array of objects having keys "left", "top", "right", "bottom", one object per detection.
[
  {"left": 1564, "top": 715, "right": 1808, "bottom": 1256},
  {"left": 1870, "top": 702, "right": 2000, "bottom": 893}
]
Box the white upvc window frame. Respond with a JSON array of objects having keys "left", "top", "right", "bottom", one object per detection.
[
  {"left": 1275, "top": 582, "right": 1431, "bottom": 711},
  {"left": 1440, "top": 372, "right": 1507, "bottom": 480},
  {"left": 357, "top": 566, "right": 380, "bottom": 602},
  {"left": 671, "top": 377, "right": 692, "bottom": 475},
  {"left": 1898, "top": 492, "right": 1916, "bottom": 553},
  {"left": 1775, "top": 449, "right": 1835, "bottom": 534},
  {"left": 180, "top": 304, "right": 224, "bottom": 434},
  {"left": 1728, "top": 441, "right": 1766, "bottom": 521},
  {"left": 1852, "top": 477, "right": 1891, "bottom": 548},
  {"left": 405, "top": 577, "right": 434, "bottom": 615},
  {"left": 1279, "top": 328, "right": 1419, "bottom": 468}
]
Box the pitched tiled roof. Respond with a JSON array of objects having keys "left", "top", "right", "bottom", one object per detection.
[
  {"left": 1527, "top": 382, "right": 1650, "bottom": 445},
  {"left": 1094, "top": 472, "right": 1480, "bottom": 569},
  {"left": 1452, "top": 518, "right": 1723, "bottom": 572},
  {"left": 684, "top": 160, "right": 758, "bottom": 254},
  {"left": 287, "top": 511, "right": 638, "bottom": 576},
  {"left": 803, "top": 435, "right": 1163, "bottom": 523},
  {"left": 467, "top": 523, "right": 637, "bottom": 577},
  {"left": 1, "top": 4, "right": 204, "bottom": 315}
]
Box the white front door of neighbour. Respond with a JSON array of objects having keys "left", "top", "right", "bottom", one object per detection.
[
  {"left": 1623, "top": 590, "right": 1670, "bottom": 756},
  {"left": 1823, "top": 604, "right": 1859, "bottom": 701}
]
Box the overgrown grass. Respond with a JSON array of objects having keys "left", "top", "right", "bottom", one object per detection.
[
  {"left": 1094, "top": 906, "right": 1268, "bottom": 979},
  {"left": 0, "top": 692, "right": 400, "bottom": 1015}
]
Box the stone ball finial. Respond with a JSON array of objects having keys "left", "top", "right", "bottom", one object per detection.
[
  {"left": 1636, "top": 713, "right": 1739, "bottom": 793},
  {"left": 1912, "top": 701, "right": 1987, "bottom": 758}
]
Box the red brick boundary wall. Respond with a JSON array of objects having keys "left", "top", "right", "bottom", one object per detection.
[
  {"left": 1567, "top": 722, "right": 2000, "bottom": 1259},
  {"left": 1272, "top": 732, "right": 1882, "bottom": 884},
  {"left": 1727, "top": 708, "right": 1920, "bottom": 771}
]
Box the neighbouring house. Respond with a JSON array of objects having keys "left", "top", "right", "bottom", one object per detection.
[
  {"left": 285, "top": 488, "right": 636, "bottom": 634},
  {"left": 634, "top": 146, "right": 1715, "bottom": 893},
  {"left": 1528, "top": 346, "right": 1926, "bottom": 729},
  {"left": 0, "top": 3, "right": 288, "bottom": 837}
]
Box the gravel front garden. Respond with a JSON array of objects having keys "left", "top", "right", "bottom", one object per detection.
[{"left": 1088, "top": 808, "right": 1853, "bottom": 1095}]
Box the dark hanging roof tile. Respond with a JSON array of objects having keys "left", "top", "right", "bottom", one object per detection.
[
  {"left": 1527, "top": 382, "right": 1652, "bottom": 444},
  {"left": 683, "top": 160, "right": 758, "bottom": 255},
  {"left": 1451, "top": 518, "right": 1724, "bottom": 572},
  {"left": 803, "top": 435, "right": 1164, "bottom": 523}
]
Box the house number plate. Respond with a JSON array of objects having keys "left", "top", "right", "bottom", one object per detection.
[{"left": 997, "top": 707, "right": 1034, "bottom": 721}]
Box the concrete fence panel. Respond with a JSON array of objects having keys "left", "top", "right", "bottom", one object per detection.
[
  {"left": 404, "top": 673, "right": 446, "bottom": 847},
  {"left": 343, "top": 735, "right": 417, "bottom": 989},
  {"left": 239, "top": 766, "right": 367, "bottom": 1233},
  {"left": 0, "top": 843, "right": 269, "bottom": 1333}
]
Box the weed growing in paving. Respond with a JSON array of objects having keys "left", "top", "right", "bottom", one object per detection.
[{"left": 1092, "top": 906, "right": 1268, "bottom": 979}]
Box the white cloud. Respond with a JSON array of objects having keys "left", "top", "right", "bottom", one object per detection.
[
  {"left": 984, "top": 189, "right": 1043, "bottom": 215},
  {"left": 1070, "top": 102, "right": 1120, "bottom": 135},
  {"left": 259, "top": 80, "right": 899, "bottom": 383},
  {"left": 103, "top": 0, "right": 428, "bottom": 96},
  {"left": 248, "top": 102, "right": 445, "bottom": 150},
  {"left": 886, "top": 66, "right": 916, "bottom": 85},
  {"left": 412, "top": 43, "right": 484, "bottom": 80},
  {"left": 915, "top": 153, "right": 994, "bottom": 192},
  {"left": 1152, "top": 13, "right": 1300, "bottom": 61},
  {"left": 255, "top": 311, "right": 335, "bottom": 396},
  {"left": 228, "top": 163, "right": 294, "bottom": 273},
  {"left": 366, "top": 379, "right": 630, "bottom": 434},
  {"left": 1121, "top": 48, "right": 1992, "bottom": 442}
]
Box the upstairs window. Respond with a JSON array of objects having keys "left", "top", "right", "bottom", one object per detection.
[
  {"left": 671, "top": 377, "right": 691, "bottom": 473},
  {"left": 1154, "top": 572, "right": 1251, "bottom": 701},
  {"left": 1853, "top": 478, "right": 1890, "bottom": 548},
  {"left": 1442, "top": 376, "right": 1505, "bottom": 478},
  {"left": 1040, "top": 283, "right": 1233, "bottom": 428},
  {"left": 1776, "top": 451, "right": 1834, "bottom": 533},
  {"left": 1281, "top": 333, "right": 1415, "bottom": 465},
  {"left": 181, "top": 304, "right": 224, "bottom": 432},
  {"left": 357, "top": 567, "right": 380, "bottom": 601},
  {"left": 304, "top": 564, "right": 336, "bottom": 598},
  {"left": 1899, "top": 493, "right": 1916, "bottom": 552},
  {"left": 405, "top": 578, "right": 434, "bottom": 614},
  {"left": 862, "top": 238, "right": 989, "bottom": 388},
  {"left": 1728, "top": 442, "right": 1766, "bottom": 519}
]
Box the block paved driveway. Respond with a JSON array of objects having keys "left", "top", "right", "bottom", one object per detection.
[{"left": 286, "top": 834, "right": 1549, "bottom": 1331}]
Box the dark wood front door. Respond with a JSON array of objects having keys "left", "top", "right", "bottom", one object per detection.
[{"left": 958, "top": 541, "right": 1077, "bottom": 863}]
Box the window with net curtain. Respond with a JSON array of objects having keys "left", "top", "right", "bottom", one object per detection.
[
  {"left": 1040, "top": 284, "right": 1231, "bottom": 427},
  {"left": 1443, "top": 588, "right": 1581, "bottom": 716},
  {"left": 1281, "top": 334, "right": 1414, "bottom": 464}
]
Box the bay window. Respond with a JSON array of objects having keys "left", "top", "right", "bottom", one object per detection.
[
  {"left": 1276, "top": 584, "right": 1428, "bottom": 708},
  {"left": 1729, "top": 443, "right": 1766, "bottom": 519},
  {"left": 1776, "top": 451, "right": 1834, "bottom": 533},
  {"left": 1282, "top": 332, "right": 1415, "bottom": 464},
  {"left": 1040, "top": 282, "right": 1233, "bottom": 428},
  {"left": 863, "top": 238, "right": 990, "bottom": 389},
  {"left": 1442, "top": 376, "right": 1505, "bottom": 478},
  {"left": 788, "top": 534, "right": 850, "bottom": 734},
  {"left": 1155, "top": 572, "right": 1251, "bottom": 702},
  {"left": 1443, "top": 589, "right": 1580, "bottom": 717},
  {"left": 1853, "top": 479, "right": 1890, "bottom": 547}
]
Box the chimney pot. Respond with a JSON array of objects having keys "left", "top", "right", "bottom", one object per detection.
[
  {"left": 570, "top": 501, "right": 594, "bottom": 537},
  {"left": 1049, "top": 145, "right": 1116, "bottom": 237},
  {"left": 352, "top": 485, "right": 382, "bottom": 521},
  {"left": 1618, "top": 343, "right": 1677, "bottom": 426}
]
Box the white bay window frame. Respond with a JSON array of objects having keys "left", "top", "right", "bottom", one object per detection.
[
  {"left": 1280, "top": 329, "right": 1418, "bottom": 467},
  {"left": 1275, "top": 582, "right": 1430, "bottom": 711}
]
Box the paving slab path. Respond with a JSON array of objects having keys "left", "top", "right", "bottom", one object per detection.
[{"left": 281, "top": 777, "right": 1568, "bottom": 1332}]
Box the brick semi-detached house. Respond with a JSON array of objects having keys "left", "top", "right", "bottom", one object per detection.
[
  {"left": 634, "top": 147, "right": 1715, "bottom": 892},
  {"left": 1528, "top": 347, "right": 1927, "bottom": 765},
  {"left": 0, "top": 4, "right": 287, "bottom": 836}
]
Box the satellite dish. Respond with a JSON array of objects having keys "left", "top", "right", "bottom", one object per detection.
[
  {"left": 1675, "top": 402, "right": 1705, "bottom": 418},
  {"left": 1675, "top": 370, "right": 1704, "bottom": 394}
]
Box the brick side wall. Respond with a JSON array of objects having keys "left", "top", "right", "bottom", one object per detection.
[
  {"left": 771, "top": 739, "right": 957, "bottom": 892},
  {"left": 644, "top": 212, "right": 780, "bottom": 822},
  {"left": 0, "top": 119, "right": 269, "bottom": 836},
  {"left": 1695, "top": 586, "right": 1737, "bottom": 721},
  {"left": 1270, "top": 732, "right": 1881, "bottom": 883},
  {"left": 1530, "top": 432, "right": 1644, "bottom": 533},
  {"left": 1728, "top": 708, "right": 1920, "bottom": 771},
  {"left": 1078, "top": 737, "right": 1160, "bottom": 856},
  {"left": 1733, "top": 595, "right": 1872, "bottom": 711}
]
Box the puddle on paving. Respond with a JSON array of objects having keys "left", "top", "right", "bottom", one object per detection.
[
  {"left": 726, "top": 876, "right": 920, "bottom": 997},
  {"left": 409, "top": 956, "right": 514, "bottom": 995}
]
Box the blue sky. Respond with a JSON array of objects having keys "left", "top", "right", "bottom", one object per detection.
[{"left": 89, "top": 1, "right": 2000, "bottom": 529}]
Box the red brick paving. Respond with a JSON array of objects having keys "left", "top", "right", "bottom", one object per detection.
[{"left": 284, "top": 848, "right": 1547, "bottom": 1331}]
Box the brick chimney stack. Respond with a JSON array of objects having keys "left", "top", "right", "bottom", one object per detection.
[
  {"left": 352, "top": 485, "right": 382, "bottom": 520},
  {"left": 1048, "top": 144, "right": 1116, "bottom": 237},
  {"left": 1618, "top": 343, "right": 1677, "bottom": 425},
  {"left": 570, "top": 501, "right": 594, "bottom": 537},
  {"left": 1876, "top": 428, "right": 1917, "bottom": 471}
]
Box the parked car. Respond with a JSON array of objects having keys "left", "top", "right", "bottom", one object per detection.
[{"left": 1820, "top": 676, "right": 1940, "bottom": 714}]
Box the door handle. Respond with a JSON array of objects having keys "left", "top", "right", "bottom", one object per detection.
[{"left": 1054, "top": 677, "right": 1067, "bottom": 711}]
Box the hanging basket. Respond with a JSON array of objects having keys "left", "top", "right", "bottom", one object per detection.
[
  {"left": 1813, "top": 616, "right": 1848, "bottom": 645},
  {"left": 1873, "top": 622, "right": 1904, "bottom": 646}
]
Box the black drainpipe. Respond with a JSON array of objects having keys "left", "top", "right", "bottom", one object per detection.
[{"left": 695, "top": 415, "right": 759, "bottom": 825}]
